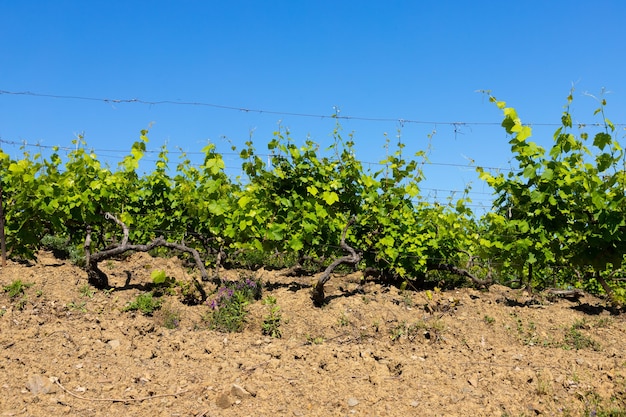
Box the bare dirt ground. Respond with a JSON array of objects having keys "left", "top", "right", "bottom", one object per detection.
[{"left": 1, "top": 251, "right": 626, "bottom": 417}]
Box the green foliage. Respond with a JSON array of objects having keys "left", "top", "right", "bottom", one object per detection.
[
  {"left": 205, "top": 277, "right": 262, "bottom": 332},
  {"left": 2, "top": 90, "right": 626, "bottom": 303},
  {"left": 40, "top": 234, "right": 85, "bottom": 267},
  {"left": 122, "top": 292, "right": 162, "bottom": 316},
  {"left": 78, "top": 283, "right": 95, "bottom": 298},
  {"left": 478, "top": 89, "right": 626, "bottom": 295},
  {"left": 151, "top": 269, "right": 168, "bottom": 285},
  {"left": 261, "top": 295, "right": 282, "bottom": 338},
  {"left": 562, "top": 321, "right": 599, "bottom": 351},
  {"left": 67, "top": 300, "right": 87, "bottom": 312},
  {"left": 3, "top": 280, "right": 33, "bottom": 298},
  {"left": 156, "top": 303, "right": 181, "bottom": 329}
]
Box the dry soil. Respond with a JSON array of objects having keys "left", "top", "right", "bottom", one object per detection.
[{"left": 1, "top": 251, "right": 625, "bottom": 416}]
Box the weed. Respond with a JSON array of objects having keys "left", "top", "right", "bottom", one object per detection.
[
  {"left": 582, "top": 390, "right": 626, "bottom": 416},
  {"left": 14, "top": 297, "right": 27, "bottom": 311},
  {"left": 389, "top": 322, "right": 405, "bottom": 341},
  {"left": 67, "top": 301, "right": 87, "bottom": 312},
  {"left": 156, "top": 303, "right": 181, "bottom": 329},
  {"left": 305, "top": 334, "right": 324, "bottom": 345},
  {"left": 372, "top": 320, "right": 381, "bottom": 332},
  {"left": 483, "top": 315, "right": 495, "bottom": 325},
  {"left": 563, "top": 324, "right": 599, "bottom": 351},
  {"left": 261, "top": 295, "right": 282, "bottom": 338},
  {"left": 595, "top": 317, "right": 613, "bottom": 328},
  {"left": 3, "top": 280, "right": 33, "bottom": 298},
  {"left": 175, "top": 280, "right": 203, "bottom": 305},
  {"left": 402, "top": 293, "right": 414, "bottom": 307},
  {"left": 511, "top": 313, "right": 542, "bottom": 346},
  {"left": 338, "top": 312, "right": 350, "bottom": 327},
  {"left": 389, "top": 319, "right": 445, "bottom": 342},
  {"left": 123, "top": 292, "right": 162, "bottom": 316},
  {"left": 0, "top": 309, "right": 5, "bottom": 317},
  {"left": 205, "top": 277, "right": 261, "bottom": 332},
  {"left": 40, "top": 234, "right": 85, "bottom": 266},
  {"left": 535, "top": 371, "right": 552, "bottom": 395},
  {"left": 79, "top": 283, "right": 95, "bottom": 298}
]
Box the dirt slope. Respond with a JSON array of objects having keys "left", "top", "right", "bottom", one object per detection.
[{"left": 1, "top": 251, "right": 625, "bottom": 416}]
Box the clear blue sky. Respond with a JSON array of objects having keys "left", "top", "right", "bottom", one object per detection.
[{"left": 1, "top": 1, "right": 625, "bottom": 213}]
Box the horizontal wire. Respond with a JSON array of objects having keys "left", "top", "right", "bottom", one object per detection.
[
  {"left": 0, "top": 137, "right": 518, "bottom": 173},
  {"left": 2, "top": 89, "right": 625, "bottom": 127}
]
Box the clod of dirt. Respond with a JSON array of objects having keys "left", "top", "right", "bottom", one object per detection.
[{"left": 215, "top": 390, "right": 232, "bottom": 409}]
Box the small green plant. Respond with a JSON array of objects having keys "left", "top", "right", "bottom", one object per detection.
[
  {"left": 67, "top": 301, "right": 87, "bottom": 312},
  {"left": 402, "top": 293, "right": 414, "bottom": 307},
  {"left": 175, "top": 280, "right": 204, "bottom": 305},
  {"left": 261, "top": 295, "right": 282, "bottom": 338},
  {"left": 79, "top": 283, "right": 95, "bottom": 298},
  {"left": 595, "top": 317, "right": 612, "bottom": 328},
  {"left": 14, "top": 297, "right": 28, "bottom": 311},
  {"left": 535, "top": 371, "right": 552, "bottom": 395},
  {"left": 40, "top": 234, "right": 85, "bottom": 266},
  {"left": 35, "top": 289, "right": 43, "bottom": 297},
  {"left": 156, "top": 303, "right": 181, "bottom": 329},
  {"left": 563, "top": 323, "right": 599, "bottom": 350},
  {"left": 372, "top": 320, "right": 381, "bottom": 332},
  {"left": 390, "top": 322, "right": 406, "bottom": 341},
  {"left": 582, "top": 390, "right": 626, "bottom": 416},
  {"left": 205, "top": 277, "right": 262, "bottom": 332},
  {"left": 483, "top": 315, "right": 495, "bottom": 325},
  {"left": 0, "top": 308, "right": 6, "bottom": 317},
  {"left": 123, "top": 292, "right": 162, "bottom": 316},
  {"left": 3, "top": 280, "right": 33, "bottom": 298},
  {"left": 389, "top": 319, "right": 445, "bottom": 343},
  {"left": 305, "top": 334, "right": 324, "bottom": 345},
  {"left": 511, "top": 313, "right": 541, "bottom": 346},
  {"left": 338, "top": 312, "right": 350, "bottom": 327}
]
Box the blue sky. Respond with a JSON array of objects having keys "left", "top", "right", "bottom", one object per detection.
[{"left": 1, "top": 1, "right": 625, "bottom": 213}]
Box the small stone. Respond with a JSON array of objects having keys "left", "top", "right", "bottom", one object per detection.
[
  {"left": 107, "top": 339, "right": 120, "bottom": 349},
  {"left": 26, "top": 375, "right": 57, "bottom": 395},
  {"left": 244, "top": 382, "right": 258, "bottom": 397},
  {"left": 216, "top": 391, "right": 232, "bottom": 409},
  {"left": 231, "top": 384, "right": 251, "bottom": 399},
  {"left": 410, "top": 400, "right": 419, "bottom": 407},
  {"left": 347, "top": 397, "right": 359, "bottom": 407}
]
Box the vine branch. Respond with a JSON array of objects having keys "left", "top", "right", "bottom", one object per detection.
[
  {"left": 311, "top": 216, "right": 360, "bottom": 306},
  {"left": 84, "top": 213, "right": 208, "bottom": 301},
  {"left": 52, "top": 377, "right": 188, "bottom": 403}
]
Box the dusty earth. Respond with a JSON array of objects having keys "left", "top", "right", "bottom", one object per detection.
[{"left": 1, "top": 251, "right": 626, "bottom": 417}]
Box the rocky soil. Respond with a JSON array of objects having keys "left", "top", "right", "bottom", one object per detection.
[{"left": 1, "top": 251, "right": 625, "bottom": 416}]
